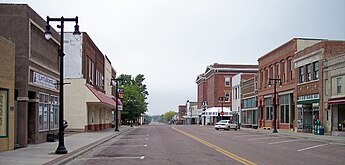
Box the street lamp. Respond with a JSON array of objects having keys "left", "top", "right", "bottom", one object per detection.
[
  {"left": 202, "top": 101, "right": 207, "bottom": 125},
  {"left": 268, "top": 78, "right": 282, "bottom": 133},
  {"left": 111, "top": 78, "right": 123, "bottom": 131},
  {"left": 218, "top": 96, "right": 227, "bottom": 121},
  {"left": 45, "top": 16, "right": 81, "bottom": 154}
]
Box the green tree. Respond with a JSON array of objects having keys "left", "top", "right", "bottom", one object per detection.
[
  {"left": 163, "top": 111, "right": 176, "bottom": 123},
  {"left": 118, "top": 74, "right": 149, "bottom": 125}
]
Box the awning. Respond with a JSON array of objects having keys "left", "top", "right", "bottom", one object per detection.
[
  {"left": 85, "top": 84, "right": 118, "bottom": 108},
  {"left": 328, "top": 97, "right": 345, "bottom": 105}
]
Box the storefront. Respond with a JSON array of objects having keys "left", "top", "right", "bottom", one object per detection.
[
  {"left": 297, "top": 94, "right": 320, "bottom": 133},
  {"left": 241, "top": 96, "right": 258, "bottom": 128},
  {"left": 202, "top": 107, "right": 237, "bottom": 125},
  {"left": 328, "top": 97, "right": 345, "bottom": 136}
]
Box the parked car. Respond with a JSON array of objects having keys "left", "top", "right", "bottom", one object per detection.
[{"left": 215, "top": 120, "right": 239, "bottom": 131}]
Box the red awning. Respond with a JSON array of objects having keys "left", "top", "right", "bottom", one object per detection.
[
  {"left": 328, "top": 97, "right": 345, "bottom": 105},
  {"left": 85, "top": 84, "right": 116, "bottom": 107}
]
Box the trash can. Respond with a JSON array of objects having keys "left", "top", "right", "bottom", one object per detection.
[{"left": 318, "top": 125, "right": 324, "bottom": 135}]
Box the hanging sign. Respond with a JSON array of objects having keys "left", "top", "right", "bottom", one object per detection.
[{"left": 0, "top": 89, "right": 8, "bottom": 137}]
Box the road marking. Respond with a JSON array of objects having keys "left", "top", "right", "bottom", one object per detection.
[
  {"left": 172, "top": 127, "right": 257, "bottom": 165},
  {"left": 79, "top": 156, "right": 145, "bottom": 160},
  {"left": 297, "top": 143, "right": 328, "bottom": 152},
  {"left": 268, "top": 139, "right": 301, "bottom": 145},
  {"left": 248, "top": 136, "right": 281, "bottom": 141}
]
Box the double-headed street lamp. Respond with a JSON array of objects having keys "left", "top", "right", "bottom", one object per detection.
[
  {"left": 268, "top": 78, "right": 282, "bottom": 133},
  {"left": 45, "top": 16, "right": 81, "bottom": 154},
  {"left": 218, "top": 96, "right": 227, "bottom": 121},
  {"left": 202, "top": 101, "right": 207, "bottom": 125},
  {"left": 111, "top": 78, "right": 123, "bottom": 132}
]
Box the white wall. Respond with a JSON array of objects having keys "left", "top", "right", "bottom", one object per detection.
[
  {"left": 64, "top": 78, "right": 89, "bottom": 130},
  {"left": 104, "top": 56, "right": 112, "bottom": 95},
  {"left": 64, "top": 33, "right": 83, "bottom": 78},
  {"left": 232, "top": 73, "right": 242, "bottom": 112}
]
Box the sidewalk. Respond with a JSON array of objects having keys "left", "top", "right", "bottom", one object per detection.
[
  {"left": 0, "top": 126, "right": 134, "bottom": 165},
  {"left": 240, "top": 127, "right": 345, "bottom": 144}
]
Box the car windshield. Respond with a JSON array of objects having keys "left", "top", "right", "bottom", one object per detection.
[{"left": 218, "top": 120, "right": 228, "bottom": 123}]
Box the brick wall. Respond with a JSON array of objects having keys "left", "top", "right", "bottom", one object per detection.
[{"left": 0, "top": 37, "right": 15, "bottom": 152}]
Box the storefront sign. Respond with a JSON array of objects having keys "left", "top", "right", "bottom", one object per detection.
[
  {"left": 0, "top": 89, "right": 8, "bottom": 137},
  {"left": 32, "top": 71, "right": 57, "bottom": 90}
]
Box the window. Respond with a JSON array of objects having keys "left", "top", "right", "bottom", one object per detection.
[
  {"left": 313, "top": 61, "right": 319, "bottom": 80},
  {"left": 279, "top": 94, "right": 290, "bottom": 123},
  {"left": 225, "top": 91, "right": 230, "bottom": 101},
  {"left": 337, "top": 77, "right": 342, "bottom": 94},
  {"left": 39, "top": 93, "right": 49, "bottom": 131},
  {"left": 282, "top": 62, "right": 286, "bottom": 82},
  {"left": 50, "top": 96, "right": 59, "bottom": 130},
  {"left": 299, "top": 66, "right": 304, "bottom": 83},
  {"left": 225, "top": 76, "right": 230, "bottom": 86},
  {"left": 289, "top": 59, "right": 293, "bottom": 81},
  {"left": 87, "top": 57, "right": 95, "bottom": 84},
  {"left": 306, "top": 64, "right": 311, "bottom": 81},
  {"left": 265, "top": 97, "right": 272, "bottom": 120},
  {"left": 235, "top": 88, "right": 238, "bottom": 100},
  {"left": 243, "top": 97, "right": 257, "bottom": 109}
]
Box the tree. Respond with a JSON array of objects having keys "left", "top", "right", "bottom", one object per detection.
[
  {"left": 118, "top": 74, "right": 149, "bottom": 125},
  {"left": 163, "top": 111, "right": 177, "bottom": 124}
]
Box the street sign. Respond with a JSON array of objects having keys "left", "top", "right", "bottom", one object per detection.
[{"left": 220, "top": 111, "right": 224, "bottom": 116}]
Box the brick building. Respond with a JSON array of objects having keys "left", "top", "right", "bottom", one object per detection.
[
  {"left": 257, "top": 38, "right": 322, "bottom": 131},
  {"left": 196, "top": 63, "right": 258, "bottom": 125},
  {"left": 63, "top": 32, "right": 119, "bottom": 132},
  {"left": 0, "top": 4, "right": 61, "bottom": 147},
  {"left": 324, "top": 53, "right": 345, "bottom": 136},
  {"left": 0, "top": 37, "right": 15, "bottom": 151},
  {"left": 294, "top": 40, "right": 345, "bottom": 134},
  {"left": 240, "top": 74, "right": 258, "bottom": 128}
]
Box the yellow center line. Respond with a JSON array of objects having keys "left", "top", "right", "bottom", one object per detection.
[{"left": 172, "top": 127, "right": 257, "bottom": 165}]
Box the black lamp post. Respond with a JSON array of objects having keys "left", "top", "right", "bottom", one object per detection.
[
  {"left": 218, "top": 96, "right": 226, "bottom": 121},
  {"left": 45, "top": 16, "right": 80, "bottom": 154},
  {"left": 111, "top": 78, "right": 123, "bottom": 132},
  {"left": 268, "top": 78, "right": 282, "bottom": 133},
  {"left": 202, "top": 101, "right": 207, "bottom": 125}
]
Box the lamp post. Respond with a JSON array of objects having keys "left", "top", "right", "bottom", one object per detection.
[
  {"left": 202, "top": 101, "right": 207, "bottom": 125},
  {"left": 45, "top": 16, "right": 80, "bottom": 154},
  {"left": 218, "top": 96, "right": 226, "bottom": 120},
  {"left": 268, "top": 78, "right": 282, "bottom": 133},
  {"left": 111, "top": 78, "right": 123, "bottom": 131}
]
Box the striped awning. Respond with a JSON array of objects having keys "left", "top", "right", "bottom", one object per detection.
[{"left": 328, "top": 97, "right": 345, "bottom": 105}]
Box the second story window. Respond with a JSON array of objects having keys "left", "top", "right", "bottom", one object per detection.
[
  {"left": 299, "top": 66, "right": 304, "bottom": 83},
  {"left": 337, "top": 77, "right": 342, "bottom": 94},
  {"left": 225, "top": 91, "right": 230, "bottom": 101},
  {"left": 225, "top": 76, "right": 230, "bottom": 86},
  {"left": 306, "top": 64, "right": 311, "bottom": 81},
  {"left": 289, "top": 59, "right": 293, "bottom": 81},
  {"left": 313, "top": 61, "right": 319, "bottom": 80}
]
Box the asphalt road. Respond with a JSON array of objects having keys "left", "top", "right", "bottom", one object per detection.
[{"left": 66, "top": 123, "right": 345, "bottom": 165}]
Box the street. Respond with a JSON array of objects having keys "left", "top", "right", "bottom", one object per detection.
[{"left": 67, "top": 123, "right": 345, "bottom": 165}]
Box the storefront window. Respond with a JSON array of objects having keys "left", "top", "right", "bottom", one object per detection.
[
  {"left": 265, "top": 97, "right": 272, "bottom": 120},
  {"left": 39, "top": 93, "right": 49, "bottom": 131},
  {"left": 279, "top": 94, "right": 291, "bottom": 123},
  {"left": 50, "top": 96, "right": 59, "bottom": 130}
]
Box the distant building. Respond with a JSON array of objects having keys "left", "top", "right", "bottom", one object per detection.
[
  {"left": 240, "top": 74, "right": 258, "bottom": 128},
  {"left": 196, "top": 63, "right": 258, "bottom": 125},
  {"left": 183, "top": 101, "right": 198, "bottom": 125}
]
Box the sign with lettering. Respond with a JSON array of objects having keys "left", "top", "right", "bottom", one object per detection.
[
  {"left": 0, "top": 89, "right": 8, "bottom": 137},
  {"left": 32, "top": 71, "right": 57, "bottom": 90}
]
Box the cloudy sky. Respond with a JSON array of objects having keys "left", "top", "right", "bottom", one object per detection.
[{"left": 3, "top": 0, "right": 345, "bottom": 115}]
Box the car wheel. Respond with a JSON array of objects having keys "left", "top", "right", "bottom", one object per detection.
[
  {"left": 234, "top": 128, "right": 237, "bottom": 131},
  {"left": 215, "top": 128, "right": 219, "bottom": 130},
  {"left": 227, "top": 126, "right": 230, "bottom": 131}
]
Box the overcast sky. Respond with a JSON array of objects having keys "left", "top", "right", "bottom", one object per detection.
[{"left": 3, "top": 0, "right": 345, "bottom": 115}]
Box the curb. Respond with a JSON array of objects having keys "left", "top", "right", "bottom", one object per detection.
[
  {"left": 239, "top": 128, "right": 345, "bottom": 144},
  {"left": 43, "top": 127, "right": 135, "bottom": 165}
]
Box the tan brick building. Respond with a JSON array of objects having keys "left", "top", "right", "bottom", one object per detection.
[
  {"left": 257, "top": 38, "right": 322, "bottom": 131},
  {"left": 295, "top": 40, "right": 345, "bottom": 133},
  {"left": 0, "top": 37, "right": 15, "bottom": 151}
]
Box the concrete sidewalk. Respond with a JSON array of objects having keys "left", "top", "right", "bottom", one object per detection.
[
  {"left": 240, "top": 127, "right": 345, "bottom": 144},
  {"left": 0, "top": 127, "right": 134, "bottom": 165}
]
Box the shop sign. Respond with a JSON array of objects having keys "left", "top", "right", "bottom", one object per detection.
[
  {"left": 32, "top": 72, "right": 57, "bottom": 90},
  {"left": 0, "top": 89, "right": 8, "bottom": 137},
  {"left": 118, "top": 105, "right": 123, "bottom": 111}
]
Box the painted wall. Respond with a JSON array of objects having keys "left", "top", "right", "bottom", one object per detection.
[
  {"left": 64, "top": 33, "right": 83, "bottom": 78},
  {"left": 104, "top": 56, "right": 112, "bottom": 95}
]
